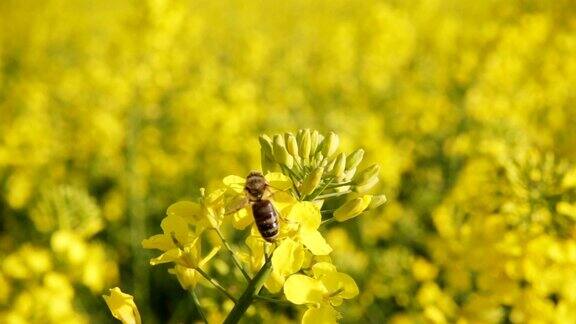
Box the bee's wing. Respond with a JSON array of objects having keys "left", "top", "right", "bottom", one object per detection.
[{"left": 224, "top": 195, "right": 249, "bottom": 215}]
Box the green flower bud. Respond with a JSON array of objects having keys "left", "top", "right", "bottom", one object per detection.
[
  {"left": 296, "top": 129, "right": 304, "bottom": 140},
  {"left": 332, "top": 153, "right": 346, "bottom": 178},
  {"left": 313, "top": 151, "right": 324, "bottom": 166},
  {"left": 344, "top": 167, "right": 356, "bottom": 181},
  {"left": 353, "top": 176, "right": 379, "bottom": 193},
  {"left": 259, "top": 135, "right": 276, "bottom": 172},
  {"left": 322, "top": 131, "right": 339, "bottom": 158},
  {"left": 368, "top": 194, "right": 387, "bottom": 209},
  {"left": 261, "top": 147, "right": 276, "bottom": 172},
  {"left": 354, "top": 164, "right": 379, "bottom": 185},
  {"left": 285, "top": 133, "right": 299, "bottom": 158},
  {"left": 310, "top": 130, "right": 321, "bottom": 156},
  {"left": 353, "top": 164, "right": 380, "bottom": 192},
  {"left": 300, "top": 167, "right": 324, "bottom": 196},
  {"left": 258, "top": 134, "right": 274, "bottom": 158},
  {"left": 273, "top": 135, "right": 293, "bottom": 168},
  {"left": 325, "top": 157, "right": 337, "bottom": 173},
  {"left": 273, "top": 134, "right": 285, "bottom": 147},
  {"left": 334, "top": 195, "right": 372, "bottom": 222},
  {"left": 346, "top": 149, "right": 364, "bottom": 170},
  {"left": 299, "top": 129, "right": 311, "bottom": 160}
]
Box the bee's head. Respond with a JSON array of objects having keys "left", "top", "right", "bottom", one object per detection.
[
  {"left": 244, "top": 187, "right": 263, "bottom": 201},
  {"left": 246, "top": 170, "right": 264, "bottom": 179},
  {"left": 245, "top": 170, "right": 267, "bottom": 201}
]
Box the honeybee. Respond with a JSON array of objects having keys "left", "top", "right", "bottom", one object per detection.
[
  {"left": 245, "top": 171, "right": 280, "bottom": 242},
  {"left": 227, "top": 171, "right": 280, "bottom": 242}
]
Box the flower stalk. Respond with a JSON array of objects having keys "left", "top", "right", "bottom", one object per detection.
[
  {"left": 190, "top": 288, "right": 208, "bottom": 324},
  {"left": 194, "top": 267, "right": 238, "bottom": 303},
  {"left": 223, "top": 256, "right": 273, "bottom": 324},
  {"left": 213, "top": 228, "right": 251, "bottom": 281}
]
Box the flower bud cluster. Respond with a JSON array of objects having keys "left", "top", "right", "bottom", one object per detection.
[{"left": 259, "top": 129, "right": 386, "bottom": 222}]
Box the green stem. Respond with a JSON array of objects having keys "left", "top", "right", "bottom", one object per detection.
[
  {"left": 326, "top": 181, "right": 352, "bottom": 188},
  {"left": 213, "top": 228, "right": 251, "bottom": 281},
  {"left": 321, "top": 211, "right": 368, "bottom": 227},
  {"left": 315, "top": 190, "right": 351, "bottom": 200},
  {"left": 281, "top": 164, "right": 301, "bottom": 181},
  {"left": 190, "top": 288, "right": 208, "bottom": 324},
  {"left": 254, "top": 295, "right": 292, "bottom": 305},
  {"left": 320, "top": 218, "right": 337, "bottom": 226},
  {"left": 195, "top": 267, "right": 238, "bottom": 303},
  {"left": 223, "top": 257, "right": 273, "bottom": 324},
  {"left": 281, "top": 165, "right": 301, "bottom": 199},
  {"left": 292, "top": 157, "right": 305, "bottom": 174}
]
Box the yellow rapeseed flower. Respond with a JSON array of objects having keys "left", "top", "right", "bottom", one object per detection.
[
  {"left": 103, "top": 287, "right": 141, "bottom": 324},
  {"left": 284, "top": 262, "right": 358, "bottom": 323}
]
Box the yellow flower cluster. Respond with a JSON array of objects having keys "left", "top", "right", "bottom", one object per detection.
[
  {"left": 0, "top": 187, "right": 117, "bottom": 323},
  {"left": 414, "top": 148, "right": 576, "bottom": 323},
  {"left": 130, "top": 130, "right": 385, "bottom": 323}
]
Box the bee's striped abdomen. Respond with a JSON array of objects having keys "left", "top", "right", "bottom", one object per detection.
[{"left": 252, "top": 200, "right": 279, "bottom": 242}]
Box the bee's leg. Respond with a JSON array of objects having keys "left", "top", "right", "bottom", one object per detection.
[
  {"left": 272, "top": 203, "right": 297, "bottom": 225},
  {"left": 271, "top": 203, "right": 285, "bottom": 221}
]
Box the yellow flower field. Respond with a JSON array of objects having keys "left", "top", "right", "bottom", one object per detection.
[{"left": 1, "top": 0, "right": 576, "bottom": 323}]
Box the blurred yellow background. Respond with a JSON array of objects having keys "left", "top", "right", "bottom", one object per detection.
[{"left": 1, "top": 0, "right": 576, "bottom": 323}]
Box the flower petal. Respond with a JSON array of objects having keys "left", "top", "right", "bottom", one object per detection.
[
  {"left": 245, "top": 235, "right": 265, "bottom": 272},
  {"left": 167, "top": 201, "right": 202, "bottom": 223},
  {"left": 322, "top": 272, "right": 359, "bottom": 300},
  {"left": 206, "top": 188, "right": 226, "bottom": 204},
  {"left": 264, "top": 270, "right": 285, "bottom": 294},
  {"left": 288, "top": 202, "right": 321, "bottom": 230},
  {"left": 301, "top": 203, "right": 322, "bottom": 231},
  {"left": 160, "top": 214, "right": 191, "bottom": 244},
  {"left": 169, "top": 265, "right": 199, "bottom": 290},
  {"left": 330, "top": 296, "right": 343, "bottom": 306},
  {"left": 205, "top": 206, "right": 223, "bottom": 229},
  {"left": 141, "top": 234, "right": 174, "bottom": 251},
  {"left": 233, "top": 208, "right": 254, "bottom": 230},
  {"left": 311, "top": 262, "right": 337, "bottom": 278},
  {"left": 272, "top": 238, "right": 305, "bottom": 277},
  {"left": 333, "top": 195, "right": 372, "bottom": 222},
  {"left": 272, "top": 191, "right": 297, "bottom": 214},
  {"left": 299, "top": 229, "right": 332, "bottom": 256},
  {"left": 103, "top": 287, "right": 141, "bottom": 324},
  {"left": 284, "top": 274, "right": 325, "bottom": 305},
  {"left": 265, "top": 172, "right": 292, "bottom": 191},
  {"left": 302, "top": 304, "right": 339, "bottom": 324},
  {"left": 149, "top": 248, "right": 182, "bottom": 266}
]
